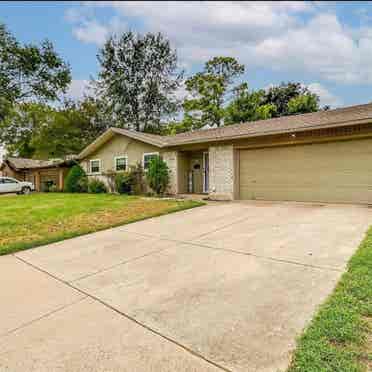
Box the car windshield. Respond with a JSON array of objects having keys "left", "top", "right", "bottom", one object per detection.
[{"left": 2, "top": 178, "right": 18, "bottom": 184}]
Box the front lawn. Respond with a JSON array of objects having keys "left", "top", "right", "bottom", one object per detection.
[
  {"left": 0, "top": 193, "right": 203, "bottom": 255},
  {"left": 289, "top": 227, "right": 372, "bottom": 372}
]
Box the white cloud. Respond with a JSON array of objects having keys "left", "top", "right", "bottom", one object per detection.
[
  {"left": 73, "top": 20, "right": 110, "bottom": 45},
  {"left": 65, "top": 79, "right": 91, "bottom": 100},
  {"left": 307, "top": 82, "right": 342, "bottom": 107},
  {"left": 250, "top": 13, "right": 372, "bottom": 84},
  {"left": 66, "top": 6, "right": 128, "bottom": 45},
  {"left": 66, "top": 2, "right": 372, "bottom": 85}
]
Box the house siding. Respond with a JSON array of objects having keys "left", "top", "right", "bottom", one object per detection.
[
  {"left": 80, "top": 135, "right": 160, "bottom": 173},
  {"left": 80, "top": 134, "right": 162, "bottom": 191}
]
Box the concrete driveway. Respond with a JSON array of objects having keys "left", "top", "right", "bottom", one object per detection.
[{"left": 1, "top": 201, "right": 371, "bottom": 372}]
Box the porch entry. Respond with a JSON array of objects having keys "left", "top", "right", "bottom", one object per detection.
[{"left": 180, "top": 150, "right": 209, "bottom": 194}]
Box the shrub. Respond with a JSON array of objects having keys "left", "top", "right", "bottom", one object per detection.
[
  {"left": 129, "top": 163, "right": 146, "bottom": 195},
  {"left": 102, "top": 170, "right": 116, "bottom": 192},
  {"left": 146, "top": 156, "right": 169, "bottom": 195},
  {"left": 88, "top": 178, "right": 108, "bottom": 194},
  {"left": 64, "top": 164, "right": 88, "bottom": 193},
  {"left": 115, "top": 172, "right": 132, "bottom": 194}
]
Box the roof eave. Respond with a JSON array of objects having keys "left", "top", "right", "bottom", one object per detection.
[{"left": 165, "top": 117, "right": 372, "bottom": 147}]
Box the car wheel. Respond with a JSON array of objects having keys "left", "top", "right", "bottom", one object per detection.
[{"left": 21, "top": 187, "right": 31, "bottom": 195}]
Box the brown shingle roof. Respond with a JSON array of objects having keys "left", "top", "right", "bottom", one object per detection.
[
  {"left": 164, "top": 102, "right": 372, "bottom": 146},
  {"left": 79, "top": 102, "right": 372, "bottom": 157},
  {"left": 3, "top": 157, "right": 74, "bottom": 170}
]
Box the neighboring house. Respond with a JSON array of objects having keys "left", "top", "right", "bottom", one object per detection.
[
  {"left": 79, "top": 102, "right": 372, "bottom": 204},
  {"left": 0, "top": 157, "right": 75, "bottom": 191}
]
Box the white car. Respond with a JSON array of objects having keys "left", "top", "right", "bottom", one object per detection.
[{"left": 0, "top": 177, "right": 35, "bottom": 195}]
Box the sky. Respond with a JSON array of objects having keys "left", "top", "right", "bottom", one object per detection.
[{"left": 2, "top": 1, "right": 372, "bottom": 111}]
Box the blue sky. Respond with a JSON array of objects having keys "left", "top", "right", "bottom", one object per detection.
[{"left": 2, "top": 1, "right": 372, "bottom": 108}]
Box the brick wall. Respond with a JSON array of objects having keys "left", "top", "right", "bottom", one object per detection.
[
  {"left": 208, "top": 145, "right": 234, "bottom": 200},
  {"left": 162, "top": 151, "right": 178, "bottom": 194}
]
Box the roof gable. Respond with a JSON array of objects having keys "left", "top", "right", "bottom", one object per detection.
[{"left": 78, "top": 127, "right": 166, "bottom": 159}]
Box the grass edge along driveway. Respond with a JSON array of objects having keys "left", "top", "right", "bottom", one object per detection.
[
  {"left": 289, "top": 227, "right": 372, "bottom": 372},
  {"left": 0, "top": 193, "right": 203, "bottom": 256}
]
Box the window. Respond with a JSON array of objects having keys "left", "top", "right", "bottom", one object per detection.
[
  {"left": 90, "top": 159, "right": 101, "bottom": 174},
  {"left": 115, "top": 156, "right": 127, "bottom": 172},
  {"left": 3, "top": 178, "right": 18, "bottom": 184},
  {"left": 143, "top": 152, "right": 159, "bottom": 170}
]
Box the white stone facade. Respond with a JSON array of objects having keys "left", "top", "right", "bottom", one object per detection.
[
  {"left": 162, "top": 151, "right": 178, "bottom": 194},
  {"left": 208, "top": 145, "right": 234, "bottom": 200}
]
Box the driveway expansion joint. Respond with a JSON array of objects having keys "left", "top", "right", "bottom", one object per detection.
[
  {"left": 0, "top": 295, "right": 88, "bottom": 339},
  {"left": 69, "top": 244, "right": 174, "bottom": 284},
  {"left": 11, "top": 254, "right": 232, "bottom": 372},
  {"left": 121, "top": 231, "right": 343, "bottom": 273}
]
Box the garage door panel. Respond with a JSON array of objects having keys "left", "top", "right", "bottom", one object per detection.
[{"left": 239, "top": 138, "right": 372, "bottom": 203}]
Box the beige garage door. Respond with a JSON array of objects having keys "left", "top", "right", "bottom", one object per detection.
[{"left": 239, "top": 138, "right": 372, "bottom": 204}]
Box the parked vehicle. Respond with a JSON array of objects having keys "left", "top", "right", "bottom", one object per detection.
[{"left": 0, "top": 177, "right": 35, "bottom": 195}]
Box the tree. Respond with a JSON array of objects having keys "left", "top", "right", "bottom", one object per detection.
[
  {"left": 146, "top": 156, "right": 170, "bottom": 195},
  {"left": 184, "top": 56, "right": 244, "bottom": 128},
  {"left": 0, "top": 102, "right": 52, "bottom": 158},
  {"left": 0, "top": 23, "right": 71, "bottom": 122},
  {"left": 64, "top": 164, "right": 88, "bottom": 193},
  {"left": 287, "top": 94, "right": 320, "bottom": 115},
  {"left": 34, "top": 97, "right": 112, "bottom": 158},
  {"left": 0, "top": 96, "right": 111, "bottom": 159},
  {"left": 95, "top": 31, "right": 182, "bottom": 133},
  {"left": 263, "top": 82, "right": 319, "bottom": 117},
  {"left": 205, "top": 56, "right": 245, "bottom": 83},
  {"left": 225, "top": 83, "right": 276, "bottom": 125}
]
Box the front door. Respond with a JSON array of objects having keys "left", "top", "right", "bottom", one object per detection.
[
  {"left": 203, "top": 152, "right": 209, "bottom": 193},
  {"left": 191, "top": 157, "right": 203, "bottom": 193}
]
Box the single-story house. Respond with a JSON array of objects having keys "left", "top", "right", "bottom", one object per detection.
[
  {"left": 0, "top": 157, "right": 75, "bottom": 191},
  {"left": 78, "top": 102, "right": 372, "bottom": 204}
]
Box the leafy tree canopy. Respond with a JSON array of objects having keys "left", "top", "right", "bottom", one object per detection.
[
  {"left": 0, "top": 97, "right": 110, "bottom": 159},
  {"left": 225, "top": 83, "right": 276, "bottom": 125},
  {"left": 184, "top": 56, "right": 245, "bottom": 128},
  {"left": 95, "top": 31, "right": 183, "bottom": 133},
  {"left": 287, "top": 93, "right": 320, "bottom": 115},
  {"left": 263, "top": 82, "right": 320, "bottom": 117},
  {"left": 0, "top": 23, "right": 71, "bottom": 122}
]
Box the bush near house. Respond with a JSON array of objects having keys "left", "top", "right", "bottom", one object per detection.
[
  {"left": 113, "top": 163, "right": 146, "bottom": 195},
  {"left": 146, "top": 156, "right": 170, "bottom": 195},
  {"left": 88, "top": 178, "right": 108, "bottom": 193},
  {"left": 64, "top": 164, "right": 88, "bottom": 193},
  {"left": 115, "top": 172, "right": 133, "bottom": 194},
  {"left": 129, "top": 163, "right": 146, "bottom": 195}
]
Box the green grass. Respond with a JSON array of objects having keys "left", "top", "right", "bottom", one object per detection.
[
  {"left": 0, "top": 193, "right": 203, "bottom": 255},
  {"left": 288, "top": 227, "right": 372, "bottom": 372}
]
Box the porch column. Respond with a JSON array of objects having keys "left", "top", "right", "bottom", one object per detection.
[
  {"left": 162, "top": 151, "right": 178, "bottom": 195},
  {"left": 35, "top": 171, "right": 41, "bottom": 192},
  {"left": 209, "top": 145, "right": 235, "bottom": 201},
  {"left": 58, "top": 168, "right": 64, "bottom": 191}
]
